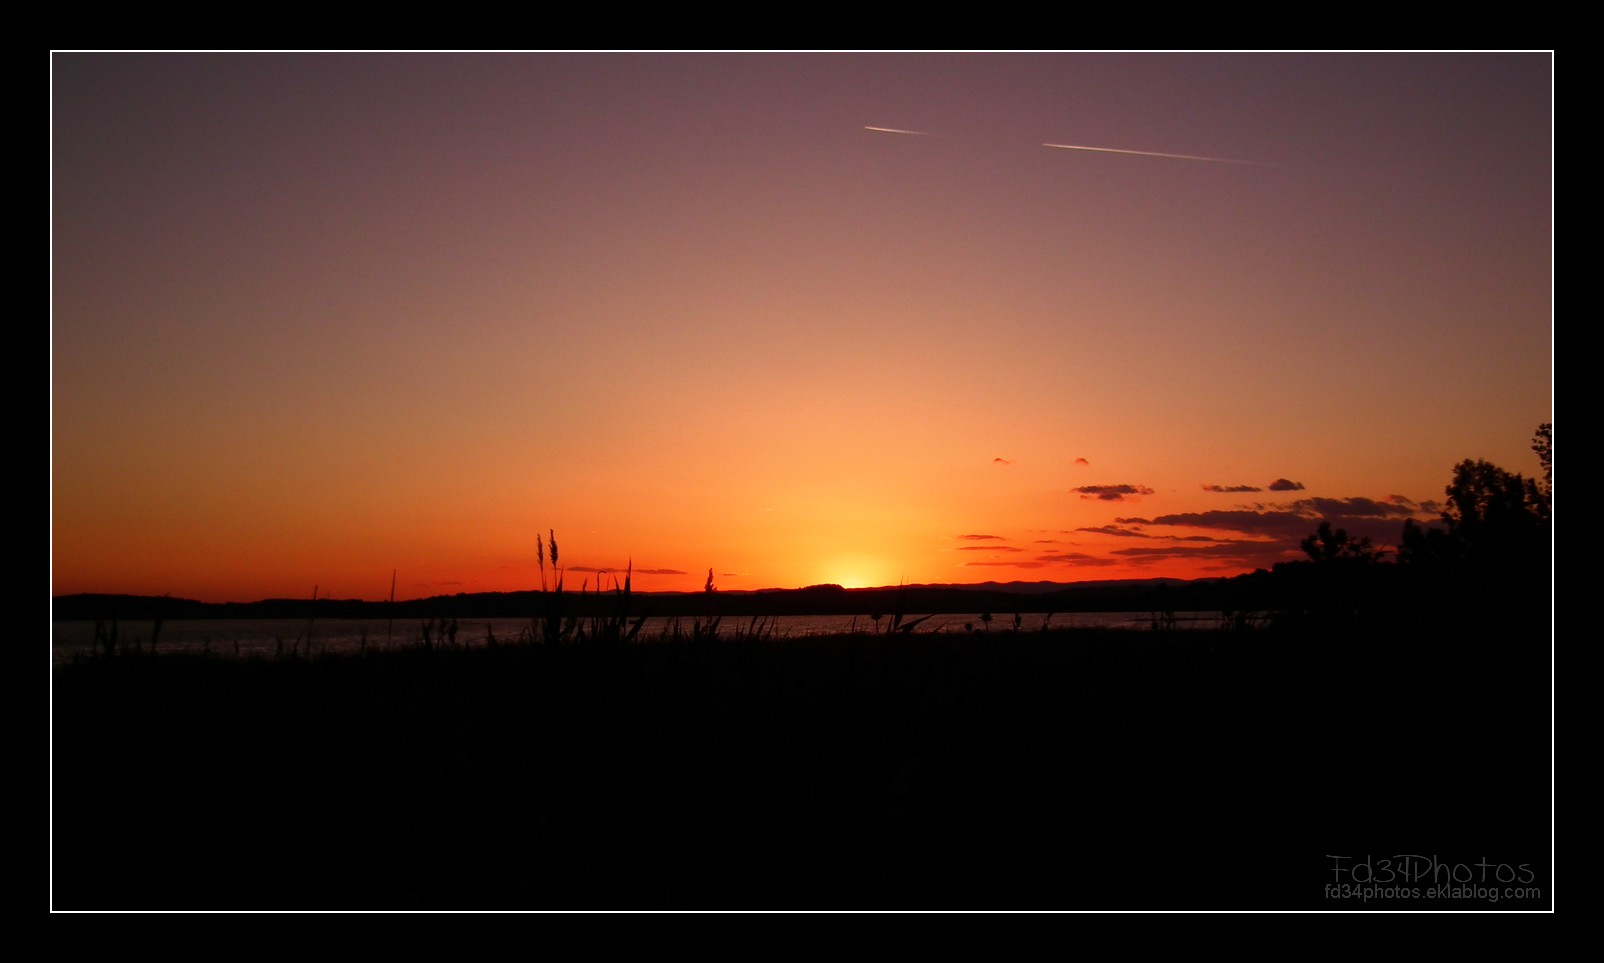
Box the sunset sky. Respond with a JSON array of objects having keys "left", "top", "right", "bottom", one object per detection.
[{"left": 51, "top": 53, "right": 1552, "bottom": 602}]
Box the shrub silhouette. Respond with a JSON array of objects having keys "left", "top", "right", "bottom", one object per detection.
[{"left": 1300, "top": 521, "right": 1380, "bottom": 564}]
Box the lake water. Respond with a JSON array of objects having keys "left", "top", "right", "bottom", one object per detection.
[{"left": 50, "top": 611, "right": 1243, "bottom": 664}]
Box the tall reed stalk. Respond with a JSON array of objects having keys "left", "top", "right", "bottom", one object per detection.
[
  {"left": 535, "top": 530, "right": 568, "bottom": 644},
  {"left": 386, "top": 568, "right": 396, "bottom": 650},
  {"left": 584, "top": 560, "right": 646, "bottom": 645},
  {"left": 300, "top": 584, "right": 318, "bottom": 657}
]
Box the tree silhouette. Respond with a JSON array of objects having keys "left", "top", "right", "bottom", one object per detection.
[
  {"left": 1287, "top": 520, "right": 1385, "bottom": 624},
  {"left": 1300, "top": 521, "right": 1380, "bottom": 564},
  {"left": 1401, "top": 455, "right": 1546, "bottom": 569},
  {"left": 1397, "top": 423, "right": 1551, "bottom": 618},
  {"left": 1532, "top": 422, "right": 1552, "bottom": 519}
]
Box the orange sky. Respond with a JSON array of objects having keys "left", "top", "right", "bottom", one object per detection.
[{"left": 52, "top": 53, "right": 1552, "bottom": 602}]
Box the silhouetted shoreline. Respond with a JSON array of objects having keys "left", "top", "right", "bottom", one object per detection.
[
  {"left": 51, "top": 619, "right": 1550, "bottom": 910},
  {"left": 52, "top": 578, "right": 1215, "bottom": 621}
]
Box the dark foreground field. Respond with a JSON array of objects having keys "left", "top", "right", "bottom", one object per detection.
[{"left": 52, "top": 624, "right": 1552, "bottom": 909}]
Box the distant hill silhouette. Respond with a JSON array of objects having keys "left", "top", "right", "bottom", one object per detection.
[{"left": 52, "top": 577, "right": 1230, "bottom": 623}]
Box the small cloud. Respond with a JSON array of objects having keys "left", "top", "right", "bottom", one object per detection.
[
  {"left": 1116, "top": 510, "right": 1316, "bottom": 538},
  {"left": 993, "top": 457, "right": 1014, "bottom": 465},
  {"left": 964, "top": 560, "right": 1047, "bottom": 568},
  {"left": 1073, "top": 484, "right": 1155, "bottom": 502},
  {"left": 958, "top": 534, "right": 1006, "bottom": 540},
  {"left": 1074, "top": 457, "right": 1090, "bottom": 466},
  {"left": 1036, "top": 552, "right": 1118, "bottom": 566},
  {"left": 635, "top": 568, "right": 689, "bottom": 576},
  {"left": 1113, "top": 544, "right": 1266, "bottom": 558},
  {"left": 956, "top": 545, "right": 1023, "bottom": 552},
  {"left": 1385, "top": 494, "right": 1419, "bottom": 510},
  {"left": 1419, "top": 500, "right": 1441, "bottom": 514},
  {"left": 1268, "top": 478, "right": 1305, "bottom": 491},
  {"left": 1290, "top": 496, "right": 1415, "bottom": 520},
  {"left": 719, "top": 572, "right": 738, "bottom": 578},
  {"left": 1203, "top": 484, "right": 1263, "bottom": 493},
  {"left": 1076, "top": 524, "right": 1151, "bottom": 538},
  {"left": 1111, "top": 543, "right": 1303, "bottom": 568}
]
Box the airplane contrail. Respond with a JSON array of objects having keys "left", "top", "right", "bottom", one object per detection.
[
  {"left": 1043, "top": 142, "right": 1274, "bottom": 166},
  {"left": 867, "top": 125, "right": 1271, "bottom": 164}
]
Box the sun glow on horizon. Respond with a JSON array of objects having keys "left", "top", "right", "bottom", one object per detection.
[{"left": 820, "top": 556, "right": 900, "bottom": 590}]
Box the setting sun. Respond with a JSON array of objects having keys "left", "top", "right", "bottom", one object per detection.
[{"left": 820, "top": 556, "right": 898, "bottom": 589}]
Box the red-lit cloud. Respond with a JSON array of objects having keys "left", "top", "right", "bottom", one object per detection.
[
  {"left": 1077, "top": 524, "right": 1150, "bottom": 538},
  {"left": 1075, "top": 484, "right": 1155, "bottom": 502},
  {"left": 1036, "top": 552, "right": 1119, "bottom": 566}
]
